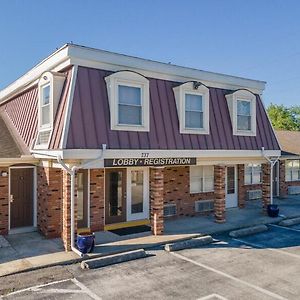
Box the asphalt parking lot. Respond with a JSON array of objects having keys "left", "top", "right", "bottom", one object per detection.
[{"left": 2, "top": 224, "right": 300, "bottom": 300}]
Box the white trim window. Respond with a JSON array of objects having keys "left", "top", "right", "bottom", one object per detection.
[
  {"left": 285, "top": 160, "right": 300, "bottom": 182},
  {"left": 40, "top": 84, "right": 51, "bottom": 127},
  {"left": 173, "top": 82, "right": 209, "bottom": 134},
  {"left": 245, "top": 163, "right": 262, "bottom": 185},
  {"left": 225, "top": 90, "right": 256, "bottom": 136},
  {"left": 190, "top": 165, "right": 214, "bottom": 193},
  {"left": 105, "top": 71, "right": 150, "bottom": 132},
  {"left": 36, "top": 71, "right": 66, "bottom": 148}
]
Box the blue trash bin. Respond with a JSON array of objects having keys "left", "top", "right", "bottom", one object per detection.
[
  {"left": 76, "top": 232, "right": 95, "bottom": 254},
  {"left": 267, "top": 204, "right": 279, "bottom": 218}
]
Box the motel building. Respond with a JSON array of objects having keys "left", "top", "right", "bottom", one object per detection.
[{"left": 0, "top": 44, "right": 284, "bottom": 253}]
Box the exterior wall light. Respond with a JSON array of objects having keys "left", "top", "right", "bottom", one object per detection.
[{"left": 1, "top": 171, "right": 8, "bottom": 177}]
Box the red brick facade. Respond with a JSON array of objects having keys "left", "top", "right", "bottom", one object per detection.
[
  {"left": 262, "top": 163, "right": 271, "bottom": 209},
  {"left": 150, "top": 167, "right": 164, "bottom": 235},
  {"left": 237, "top": 164, "right": 262, "bottom": 208},
  {"left": 37, "top": 167, "right": 62, "bottom": 238},
  {"left": 163, "top": 166, "right": 215, "bottom": 217},
  {"left": 0, "top": 168, "right": 9, "bottom": 235},
  {"left": 279, "top": 160, "right": 300, "bottom": 197},
  {"left": 214, "top": 165, "right": 226, "bottom": 223},
  {"left": 90, "top": 169, "right": 105, "bottom": 232},
  {"left": 62, "top": 170, "right": 72, "bottom": 251}
]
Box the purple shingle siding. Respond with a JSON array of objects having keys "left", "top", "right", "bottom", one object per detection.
[{"left": 66, "top": 66, "right": 279, "bottom": 151}]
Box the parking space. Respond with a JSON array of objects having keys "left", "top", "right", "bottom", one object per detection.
[{"left": 2, "top": 223, "right": 300, "bottom": 300}]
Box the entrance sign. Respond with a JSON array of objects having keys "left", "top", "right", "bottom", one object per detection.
[{"left": 104, "top": 157, "right": 196, "bottom": 167}]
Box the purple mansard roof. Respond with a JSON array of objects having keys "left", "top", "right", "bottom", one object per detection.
[{"left": 66, "top": 66, "right": 280, "bottom": 151}]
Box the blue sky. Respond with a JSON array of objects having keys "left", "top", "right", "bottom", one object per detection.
[{"left": 1, "top": 0, "right": 300, "bottom": 106}]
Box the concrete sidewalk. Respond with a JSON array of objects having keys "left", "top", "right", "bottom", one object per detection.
[
  {"left": 164, "top": 196, "right": 300, "bottom": 235},
  {"left": 0, "top": 196, "right": 299, "bottom": 277}
]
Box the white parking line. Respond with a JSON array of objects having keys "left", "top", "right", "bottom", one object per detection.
[
  {"left": 170, "top": 252, "right": 287, "bottom": 300},
  {"left": 197, "top": 293, "right": 228, "bottom": 300},
  {"left": 233, "top": 238, "right": 300, "bottom": 259},
  {"left": 72, "top": 278, "right": 102, "bottom": 300},
  {"left": 269, "top": 223, "right": 300, "bottom": 233},
  {"left": 3, "top": 277, "right": 102, "bottom": 300}
]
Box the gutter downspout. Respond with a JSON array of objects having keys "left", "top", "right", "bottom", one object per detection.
[
  {"left": 261, "top": 147, "right": 280, "bottom": 205},
  {"left": 57, "top": 144, "right": 107, "bottom": 257}
]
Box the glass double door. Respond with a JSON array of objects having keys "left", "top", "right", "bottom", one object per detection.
[{"left": 105, "top": 168, "right": 149, "bottom": 224}]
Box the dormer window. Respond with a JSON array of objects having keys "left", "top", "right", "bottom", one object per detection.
[
  {"left": 105, "top": 71, "right": 149, "bottom": 132},
  {"left": 41, "top": 84, "right": 51, "bottom": 127},
  {"left": 173, "top": 82, "right": 209, "bottom": 135},
  {"left": 226, "top": 90, "right": 256, "bottom": 136},
  {"left": 237, "top": 99, "right": 251, "bottom": 131},
  {"left": 35, "top": 71, "right": 66, "bottom": 148},
  {"left": 118, "top": 85, "right": 142, "bottom": 126}
]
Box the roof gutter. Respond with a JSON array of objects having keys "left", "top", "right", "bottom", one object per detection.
[{"left": 56, "top": 144, "right": 106, "bottom": 257}]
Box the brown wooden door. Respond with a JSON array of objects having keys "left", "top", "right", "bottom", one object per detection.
[
  {"left": 105, "top": 169, "right": 126, "bottom": 224},
  {"left": 10, "top": 168, "right": 34, "bottom": 228}
]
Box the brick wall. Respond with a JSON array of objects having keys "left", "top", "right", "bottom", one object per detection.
[
  {"left": 150, "top": 167, "right": 164, "bottom": 235},
  {"left": 62, "top": 170, "right": 72, "bottom": 251},
  {"left": 237, "top": 164, "right": 262, "bottom": 208},
  {"left": 90, "top": 169, "right": 105, "bottom": 232},
  {"left": 0, "top": 168, "right": 9, "bottom": 235},
  {"left": 279, "top": 160, "right": 300, "bottom": 197},
  {"left": 163, "top": 166, "right": 215, "bottom": 217},
  {"left": 262, "top": 163, "right": 271, "bottom": 209},
  {"left": 37, "top": 167, "right": 62, "bottom": 238},
  {"left": 214, "top": 165, "right": 226, "bottom": 223}
]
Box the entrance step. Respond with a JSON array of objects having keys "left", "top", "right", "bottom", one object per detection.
[
  {"left": 229, "top": 225, "right": 268, "bottom": 238},
  {"left": 81, "top": 249, "right": 147, "bottom": 269},
  {"left": 164, "top": 235, "right": 213, "bottom": 252},
  {"left": 279, "top": 217, "right": 300, "bottom": 227}
]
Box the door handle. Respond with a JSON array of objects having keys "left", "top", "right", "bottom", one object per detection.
[{"left": 10, "top": 195, "right": 14, "bottom": 203}]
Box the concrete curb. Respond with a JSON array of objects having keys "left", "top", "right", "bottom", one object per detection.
[
  {"left": 164, "top": 235, "right": 213, "bottom": 252},
  {"left": 229, "top": 225, "right": 268, "bottom": 238},
  {"left": 81, "top": 249, "right": 147, "bottom": 269},
  {"left": 279, "top": 217, "right": 300, "bottom": 227}
]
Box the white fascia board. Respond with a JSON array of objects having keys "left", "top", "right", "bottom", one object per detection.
[
  {"left": 0, "top": 156, "right": 38, "bottom": 167},
  {"left": 0, "top": 45, "right": 70, "bottom": 104},
  {"left": 67, "top": 45, "right": 266, "bottom": 94},
  {"left": 31, "top": 149, "right": 281, "bottom": 160}
]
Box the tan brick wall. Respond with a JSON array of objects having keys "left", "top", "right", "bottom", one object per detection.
[
  {"left": 150, "top": 167, "right": 164, "bottom": 235},
  {"left": 279, "top": 160, "right": 300, "bottom": 197},
  {"left": 163, "top": 166, "right": 215, "bottom": 217},
  {"left": 214, "top": 165, "right": 226, "bottom": 223},
  {"left": 37, "top": 167, "right": 62, "bottom": 238},
  {"left": 90, "top": 169, "right": 105, "bottom": 232},
  {"left": 0, "top": 168, "right": 9, "bottom": 235},
  {"left": 238, "top": 164, "right": 262, "bottom": 208}
]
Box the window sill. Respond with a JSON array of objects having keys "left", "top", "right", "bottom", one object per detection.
[
  {"left": 181, "top": 128, "right": 209, "bottom": 135},
  {"left": 234, "top": 130, "right": 256, "bottom": 136},
  {"left": 112, "top": 124, "right": 149, "bottom": 132}
]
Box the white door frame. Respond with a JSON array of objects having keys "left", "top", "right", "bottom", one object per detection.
[
  {"left": 225, "top": 165, "right": 238, "bottom": 208},
  {"left": 8, "top": 166, "right": 37, "bottom": 233},
  {"left": 126, "top": 167, "right": 149, "bottom": 221}
]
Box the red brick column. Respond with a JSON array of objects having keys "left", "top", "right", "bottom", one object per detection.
[
  {"left": 150, "top": 167, "right": 164, "bottom": 235},
  {"left": 279, "top": 160, "right": 287, "bottom": 198},
  {"left": 237, "top": 164, "right": 246, "bottom": 208},
  {"left": 62, "top": 170, "right": 75, "bottom": 251},
  {"left": 214, "top": 165, "right": 226, "bottom": 223},
  {"left": 90, "top": 169, "right": 105, "bottom": 232},
  {"left": 262, "top": 163, "right": 271, "bottom": 210},
  {"left": 37, "top": 167, "right": 62, "bottom": 238},
  {"left": 0, "top": 168, "right": 9, "bottom": 235}
]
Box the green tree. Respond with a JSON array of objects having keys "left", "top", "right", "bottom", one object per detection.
[{"left": 267, "top": 104, "right": 300, "bottom": 131}]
